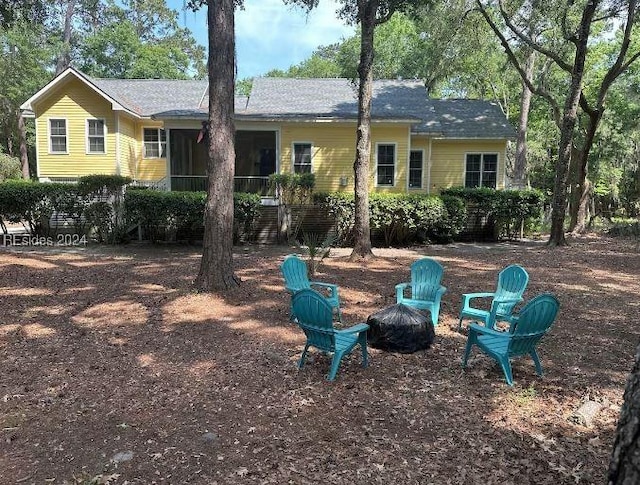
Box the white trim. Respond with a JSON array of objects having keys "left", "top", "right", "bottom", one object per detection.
[
  {"left": 463, "top": 151, "right": 499, "bottom": 188},
  {"left": 426, "top": 138, "right": 432, "bottom": 194},
  {"left": 114, "top": 113, "right": 121, "bottom": 175},
  {"left": 47, "top": 117, "right": 69, "bottom": 154},
  {"left": 408, "top": 148, "right": 425, "bottom": 191},
  {"left": 35, "top": 117, "right": 41, "bottom": 178},
  {"left": 374, "top": 142, "right": 397, "bottom": 187},
  {"left": 198, "top": 86, "right": 208, "bottom": 110},
  {"left": 166, "top": 129, "right": 172, "bottom": 190},
  {"left": 20, "top": 67, "right": 140, "bottom": 118},
  {"left": 291, "top": 141, "right": 313, "bottom": 174},
  {"left": 85, "top": 118, "right": 107, "bottom": 155},
  {"left": 275, "top": 128, "right": 281, "bottom": 176},
  {"left": 142, "top": 127, "right": 167, "bottom": 159}
]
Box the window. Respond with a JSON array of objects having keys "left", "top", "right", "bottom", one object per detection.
[
  {"left": 376, "top": 144, "right": 395, "bottom": 186},
  {"left": 465, "top": 153, "right": 497, "bottom": 188},
  {"left": 49, "top": 119, "right": 67, "bottom": 153},
  {"left": 86, "top": 119, "right": 106, "bottom": 153},
  {"left": 143, "top": 128, "right": 166, "bottom": 158},
  {"left": 293, "top": 143, "right": 312, "bottom": 173},
  {"left": 409, "top": 150, "right": 423, "bottom": 188}
]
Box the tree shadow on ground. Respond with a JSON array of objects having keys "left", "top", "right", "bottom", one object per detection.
[{"left": 0, "top": 236, "right": 637, "bottom": 483}]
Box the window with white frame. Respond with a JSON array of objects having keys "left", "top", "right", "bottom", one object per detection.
[
  {"left": 49, "top": 119, "right": 67, "bottom": 153},
  {"left": 376, "top": 144, "right": 395, "bottom": 186},
  {"left": 143, "top": 128, "right": 166, "bottom": 158},
  {"left": 86, "top": 119, "right": 106, "bottom": 153},
  {"left": 465, "top": 153, "right": 497, "bottom": 188},
  {"left": 293, "top": 143, "right": 312, "bottom": 173},
  {"left": 409, "top": 150, "right": 423, "bottom": 188}
]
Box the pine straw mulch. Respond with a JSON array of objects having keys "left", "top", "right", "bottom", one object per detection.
[{"left": 0, "top": 235, "right": 638, "bottom": 484}]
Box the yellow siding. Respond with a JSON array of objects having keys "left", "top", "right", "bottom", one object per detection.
[
  {"left": 118, "top": 114, "right": 136, "bottom": 178},
  {"left": 429, "top": 139, "right": 507, "bottom": 191},
  {"left": 34, "top": 77, "right": 117, "bottom": 178},
  {"left": 279, "top": 122, "right": 410, "bottom": 193},
  {"left": 136, "top": 120, "right": 167, "bottom": 181}
]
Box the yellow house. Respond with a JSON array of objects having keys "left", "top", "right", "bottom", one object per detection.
[{"left": 21, "top": 68, "right": 515, "bottom": 196}]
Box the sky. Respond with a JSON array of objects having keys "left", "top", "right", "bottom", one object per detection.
[{"left": 167, "top": 0, "right": 355, "bottom": 79}]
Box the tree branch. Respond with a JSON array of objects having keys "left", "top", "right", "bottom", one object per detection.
[
  {"left": 475, "top": 0, "right": 561, "bottom": 125},
  {"left": 496, "top": 0, "right": 574, "bottom": 72}
]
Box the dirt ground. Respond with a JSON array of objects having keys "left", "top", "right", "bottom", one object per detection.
[{"left": 0, "top": 235, "right": 638, "bottom": 484}]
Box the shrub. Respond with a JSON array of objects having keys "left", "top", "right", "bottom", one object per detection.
[
  {"left": 430, "top": 195, "right": 467, "bottom": 243},
  {"left": 77, "top": 174, "right": 132, "bottom": 195},
  {"left": 315, "top": 192, "right": 467, "bottom": 246},
  {"left": 0, "top": 153, "right": 22, "bottom": 182},
  {"left": 124, "top": 189, "right": 261, "bottom": 243},
  {"left": 441, "top": 187, "right": 545, "bottom": 240},
  {"left": 0, "top": 180, "right": 78, "bottom": 236}
]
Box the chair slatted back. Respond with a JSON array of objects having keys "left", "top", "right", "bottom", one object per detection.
[
  {"left": 411, "top": 258, "right": 444, "bottom": 300},
  {"left": 281, "top": 255, "right": 311, "bottom": 293},
  {"left": 292, "top": 289, "right": 336, "bottom": 353},
  {"left": 508, "top": 294, "right": 560, "bottom": 356},
  {"left": 494, "top": 264, "right": 529, "bottom": 315}
]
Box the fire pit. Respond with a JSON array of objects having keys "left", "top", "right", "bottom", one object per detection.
[{"left": 366, "top": 303, "right": 435, "bottom": 353}]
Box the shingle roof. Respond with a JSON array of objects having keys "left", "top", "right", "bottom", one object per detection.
[
  {"left": 241, "top": 78, "right": 515, "bottom": 138},
  {"left": 89, "top": 77, "right": 208, "bottom": 117},
  {"left": 62, "top": 70, "right": 515, "bottom": 139}
]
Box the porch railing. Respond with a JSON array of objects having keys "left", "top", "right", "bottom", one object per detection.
[{"left": 170, "top": 175, "right": 271, "bottom": 195}]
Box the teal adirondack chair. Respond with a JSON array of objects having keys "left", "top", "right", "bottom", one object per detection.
[
  {"left": 457, "top": 264, "right": 529, "bottom": 331},
  {"left": 280, "top": 254, "right": 342, "bottom": 322},
  {"left": 461, "top": 293, "right": 560, "bottom": 386},
  {"left": 292, "top": 289, "right": 369, "bottom": 381},
  {"left": 395, "top": 258, "right": 447, "bottom": 326}
]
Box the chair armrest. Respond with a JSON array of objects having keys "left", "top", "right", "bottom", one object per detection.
[
  {"left": 336, "top": 323, "right": 369, "bottom": 335},
  {"left": 310, "top": 281, "right": 339, "bottom": 299},
  {"left": 436, "top": 285, "right": 447, "bottom": 297},
  {"left": 468, "top": 322, "right": 507, "bottom": 337},
  {"left": 487, "top": 297, "right": 523, "bottom": 329},
  {"left": 463, "top": 292, "right": 496, "bottom": 302},
  {"left": 395, "top": 283, "right": 410, "bottom": 301}
]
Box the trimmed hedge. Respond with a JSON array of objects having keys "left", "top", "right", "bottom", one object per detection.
[
  {"left": 0, "top": 180, "right": 79, "bottom": 235},
  {"left": 441, "top": 187, "right": 545, "bottom": 239},
  {"left": 0, "top": 179, "right": 261, "bottom": 244},
  {"left": 314, "top": 192, "right": 467, "bottom": 246},
  {"left": 124, "top": 189, "right": 261, "bottom": 243}
]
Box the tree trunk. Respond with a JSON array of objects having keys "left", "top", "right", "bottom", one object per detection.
[
  {"left": 349, "top": 0, "right": 377, "bottom": 261},
  {"left": 608, "top": 341, "right": 640, "bottom": 485},
  {"left": 570, "top": 109, "right": 602, "bottom": 233},
  {"left": 513, "top": 49, "right": 535, "bottom": 189},
  {"left": 548, "top": 2, "right": 597, "bottom": 246},
  {"left": 195, "top": 0, "right": 239, "bottom": 292},
  {"left": 55, "top": 0, "right": 75, "bottom": 75},
  {"left": 17, "top": 110, "right": 30, "bottom": 179}
]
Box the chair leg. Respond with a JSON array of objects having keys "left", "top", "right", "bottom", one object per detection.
[
  {"left": 430, "top": 306, "right": 438, "bottom": 327},
  {"left": 530, "top": 348, "right": 543, "bottom": 376},
  {"left": 498, "top": 356, "right": 514, "bottom": 386},
  {"left": 461, "top": 334, "right": 475, "bottom": 368},
  {"left": 359, "top": 335, "right": 368, "bottom": 368},
  {"left": 457, "top": 314, "right": 464, "bottom": 331},
  {"left": 289, "top": 300, "right": 295, "bottom": 322},
  {"left": 327, "top": 352, "right": 344, "bottom": 381},
  {"left": 336, "top": 305, "right": 343, "bottom": 323},
  {"left": 298, "top": 344, "right": 310, "bottom": 369}
]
